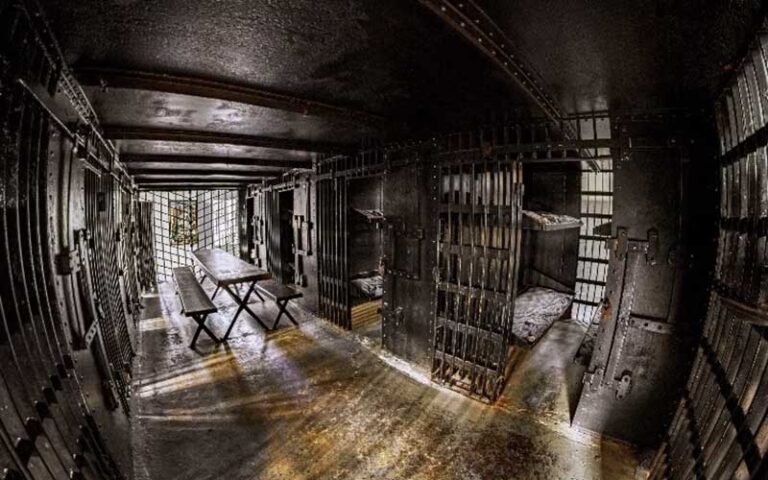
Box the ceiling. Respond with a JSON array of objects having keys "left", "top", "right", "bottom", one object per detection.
[
  {"left": 39, "top": 0, "right": 763, "bottom": 186},
  {"left": 479, "top": 0, "right": 764, "bottom": 112}
]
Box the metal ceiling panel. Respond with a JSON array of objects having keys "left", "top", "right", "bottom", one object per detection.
[
  {"left": 83, "top": 86, "right": 379, "bottom": 143},
  {"left": 114, "top": 140, "right": 316, "bottom": 161}
]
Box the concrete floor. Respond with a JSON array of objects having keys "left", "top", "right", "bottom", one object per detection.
[{"left": 132, "top": 282, "right": 639, "bottom": 480}]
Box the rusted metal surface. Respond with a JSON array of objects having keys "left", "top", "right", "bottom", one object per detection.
[
  {"left": 116, "top": 140, "right": 317, "bottom": 163},
  {"left": 572, "top": 113, "right": 719, "bottom": 447}
]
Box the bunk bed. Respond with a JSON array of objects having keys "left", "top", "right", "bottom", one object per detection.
[
  {"left": 513, "top": 209, "right": 580, "bottom": 344},
  {"left": 348, "top": 185, "right": 385, "bottom": 331}
]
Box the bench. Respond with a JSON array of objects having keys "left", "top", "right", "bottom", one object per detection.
[
  {"left": 255, "top": 280, "right": 303, "bottom": 330},
  {"left": 173, "top": 267, "right": 219, "bottom": 349}
]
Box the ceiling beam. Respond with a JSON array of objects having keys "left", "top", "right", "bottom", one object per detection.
[
  {"left": 120, "top": 154, "right": 311, "bottom": 169},
  {"left": 127, "top": 168, "right": 285, "bottom": 177},
  {"left": 103, "top": 126, "right": 353, "bottom": 154},
  {"left": 77, "top": 67, "right": 388, "bottom": 127},
  {"left": 133, "top": 174, "right": 270, "bottom": 182},
  {"left": 135, "top": 179, "right": 254, "bottom": 185},
  {"left": 138, "top": 184, "right": 248, "bottom": 190}
]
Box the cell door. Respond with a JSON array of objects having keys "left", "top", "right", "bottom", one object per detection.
[
  {"left": 317, "top": 176, "right": 349, "bottom": 328},
  {"left": 381, "top": 163, "right": 435, "bottom": 366},
  {"left": 432, "top": 155, "right": 524, "bottom": 402}
]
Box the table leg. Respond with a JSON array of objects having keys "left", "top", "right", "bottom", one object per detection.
[
  {"left": 190, "top": 313, "right": 220, "bottom": 349},
  {"left": 271, "top": 299, "right": 299, "bottom": 330},
  {"left": 222, "top": 281, "right": 268, "bottom": 340}
]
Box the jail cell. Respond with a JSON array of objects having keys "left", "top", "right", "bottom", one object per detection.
[
  {"left": 432, "top": 155, "right": 524, "bottom": 402},
  {"left": 0, "top": 90, "right": 124, "bottom": 480},
  {"left": 650, "top": 32, "right": 768, "bottom": 480}
]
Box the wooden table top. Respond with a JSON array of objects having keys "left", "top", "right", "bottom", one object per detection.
[{"left": 192, "top": 248, "right": 270, "bottom": 286}]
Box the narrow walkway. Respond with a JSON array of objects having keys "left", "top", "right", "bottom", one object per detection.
[{"left": 132, "top": 283, "right": 638, "bottom": 480}]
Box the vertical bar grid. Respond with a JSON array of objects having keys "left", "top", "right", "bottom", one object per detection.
[
  {"left": 573, "top": 116, "right": 614, "bottom": 324},
  {"left": 138, "top": 189, "right": 240, "bottom": 281},
  {"left": 650, "top": 31, "right": 768, "bottom": 480},
  {"left": 432, "top": 147, "right": 523, "bottom": 402}
]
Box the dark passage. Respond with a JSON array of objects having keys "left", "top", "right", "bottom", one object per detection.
[{"left": 1, "top": 1, "right": 767, "bottom": 479}]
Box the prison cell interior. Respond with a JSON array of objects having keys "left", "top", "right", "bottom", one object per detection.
[
  {"left": 1, "top": 0, "right": 768, "bottom": 477},
  {"left": 248, "top": 175, "right": 318, "bottom": 314},
  {"left": 517, "top": 162, "right": 580, "bottom": 345}
]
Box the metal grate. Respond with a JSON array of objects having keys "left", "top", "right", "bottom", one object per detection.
[
  {"left": 573, "top": 116, "right": 614, "bottom": 324},
  {"left": 573, "top": 168, "right": 614, "bottom": 322},
  {"left": 139, "top": 190, "right": 240, "bottom": 280},
  {"left": 134, "top": 201, "right": 158, "bottom": 292},
  {"left": 432, "top": 152, "right": 524, "bottom": 402},
  {"left": 83, "top": 169, "right": 135, "bottom": 413},
  {"left": 316, "top": 170, "right": 350, "bottom": 329}
]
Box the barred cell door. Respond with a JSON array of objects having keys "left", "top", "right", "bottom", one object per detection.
[
  {"left": 317, "top": 175, "right": 349, "bottom": 328},
  {"left": 264, "top": 189, "right": 284, "bottom": 283},
  {"left": 432, "top": 154, "right": 524, "bottom": 402}
]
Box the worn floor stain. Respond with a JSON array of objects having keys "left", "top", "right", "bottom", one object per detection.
[{"left": 132, "top": 282, "right": 638, "bottom": 480}]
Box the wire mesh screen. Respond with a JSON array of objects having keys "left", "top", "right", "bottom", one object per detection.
[{"left": 138, "top": 190, "right": 240, "bottom": 280}]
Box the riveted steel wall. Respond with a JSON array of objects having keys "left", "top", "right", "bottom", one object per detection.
[
  {"left": 0, "top": 1, "right": 135, "bottom": 477},
  {"left": 650, "top": 30, "right": 768, "bottom": 480}
]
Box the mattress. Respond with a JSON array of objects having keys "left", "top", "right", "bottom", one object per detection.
[
  {"left": 512, "top": 287, "right": 573, "bottom": 344},
  {"left": 350, "top": 274, "right": 384, "bottom": 299}
]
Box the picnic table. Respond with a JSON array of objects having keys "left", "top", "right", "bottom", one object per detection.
[{"left": 192, "top": 248, "right": 271, "bottom": 339}]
